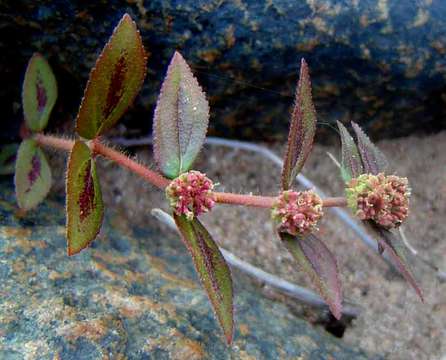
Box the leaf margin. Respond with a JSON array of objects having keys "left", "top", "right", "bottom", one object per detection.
[
  {"left": 174, "top": 213, "right": 234, "bottom": 344},
  {"left": 281, "top": 58, "right": 317, "bottom": 190},
  {"left": 280, "top": 232, "right": 342, "bottom": 319},
  {"left": 66, "top": 140, "right": 104, "bottom": 256},
  {"left": 75, "top": 13, "right": 147, "bottom": 139}
]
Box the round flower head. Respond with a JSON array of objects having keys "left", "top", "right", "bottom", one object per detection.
[
  {"left": 166, "top": 171, "right": 216, "bottom": 220},
  {"left": 346, "top": 173, "right": 410, "bottom": 228},
  {"left": 271, "top": 190, "right": 323, "bottom": 236}
]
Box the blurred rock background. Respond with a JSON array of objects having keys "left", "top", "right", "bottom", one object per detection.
[{"left": 1, "top": 0, "right": 446, "bottom": 144}]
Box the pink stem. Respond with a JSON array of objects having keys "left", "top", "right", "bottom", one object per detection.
[{"left": 34, "top": 133, "right": 347, "bottom": 209}]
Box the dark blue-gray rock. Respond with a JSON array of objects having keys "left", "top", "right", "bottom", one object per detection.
[
  {"left": 0, "top": 179, "right": 379, "bottom": 359},
  {"left": 1, "top": 1, "right": 446, "bottom": 143}
]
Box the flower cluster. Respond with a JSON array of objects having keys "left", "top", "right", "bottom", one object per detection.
[
  {"left": 271, "top": 190, "right": 323, "bottom": 236},
  {"left": 346, "top": 173, "right": 410, "bottom": 228},
  {"left": 166, "top": 171, "right": 216, "bottom": 220}
]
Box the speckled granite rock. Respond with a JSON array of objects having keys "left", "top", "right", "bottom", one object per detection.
[
  {"left": 1, "top": 0, "right": 445, "bottom": 143},
  {"left": 0, "top": 180, "right": 377, "bottom": 359}
]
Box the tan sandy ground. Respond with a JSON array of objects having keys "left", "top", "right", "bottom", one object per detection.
[{"left": 49, "top": 130, "right": 446, "bottom": 359}]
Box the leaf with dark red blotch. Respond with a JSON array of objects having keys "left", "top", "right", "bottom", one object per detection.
[
  {"left": 174, "top": 214, "right": 233, "bottom": 344},
  {"left": 0, "top": 143, "right": 19, "bottom": 175},
  {"left": 336, "top": 121, "right": 363, "bottom": 182},
  {"left": 14, "top": 139, "right": 52, "bottom": 210},
  {"left": 280, "top": 232, "right": 342, "bottom": 319},
  {"left": 366, "top": 222, "right": 424, "bottom": 301},
  {"left": 153, "top": 52, "right": 210, "bottom": 179},
  {"left": 22, "top": 53, "right": 57, "bottom": 132},
  {"left": 66, "top": 141, "right": 104, "bottom": 255},
  {"left": 76, "top": 14, "right": 147, "bottom": 139},
  {"left": 281, "top": 58, "right": 317, "bottom": 190},
  {"left": 351, "top": 122, "right": 388, "bottom": 175}
]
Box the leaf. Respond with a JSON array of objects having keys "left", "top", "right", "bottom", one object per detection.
[
  {"left": 366, "top": 222, "right": 424, "bottom": 301},
  {"left": 351, "top": 122, "right": 388, "bottom": 175},
  {"left": 281, "top": 58, "right": 317, "bottom": 190},
  {"left": 174, "top": 214, "right": 233, "bottom": 343},
  {"left": 22, "top": 53, "right": 58, "bottom": 132},
  {"left": 76, "top": 13, "right": 147, "bottom": 139},
  {"left": 153, "top": 52, "right": 210, "bottom": 179},
  {"left": 0, "top": 143, "right": 19, "bottom": 175},
  {"left": 66, "top": 141, "right": 104, "bottom": 255},
  {"left": 280, "top": 232, "right": 342, "bottom": 319},
  {"left": 14, "top": 139, "right": 52, "bottom": 210},
  {"left": 336, "top": 121, "right": 363, "bottom": 182}
]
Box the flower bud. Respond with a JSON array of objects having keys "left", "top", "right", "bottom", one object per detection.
[
  {"left": 166, "top": 171, "right": 215, "bottom": 220},
  {"left": 346, "top": 173, "right": 410, "bottom": 228},
  {"left": 271, "top": 190, "right": 323, "bottom": 236}
]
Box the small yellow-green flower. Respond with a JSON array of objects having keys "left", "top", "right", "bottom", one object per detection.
[{"left": 346, "top": 173, "right": 410, "bottom": 229}]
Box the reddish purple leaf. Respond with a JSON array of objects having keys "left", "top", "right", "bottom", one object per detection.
[
  {"left": 22, "top": 53, "right": 57, "bottom": 132},
  {"left": 280, "top": 232, "right": 342, "bottom": 319},
  {"left": 352, "top": 122, "right": 388, "bottom": 175},
  {"left": 366, "top": 223, "right": 424, "bottom": 301},
  {"left": 281, "top": 58, "right": 317, "bottom": 190},
  {"left": 76, "top": 14, "right": 147, "bottom": 139},
  {"left": 337, "top": 121, "right": 363, "bottom": 182},
  {"left": 14, "top": 139, "right": 52, "bottom": 210},
  {"left": 153, "top": 52, "right": 210, "bottom": 179},
  {"left": 174, "top": 214, "right": 233, "bottom": 344},
  {"left": 66, "top": 141, "right": 104, "bottom": 255}
]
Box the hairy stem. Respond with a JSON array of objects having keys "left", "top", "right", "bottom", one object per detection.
[{"left": 34, "top": 133, "right": 347, "bottom": 209}]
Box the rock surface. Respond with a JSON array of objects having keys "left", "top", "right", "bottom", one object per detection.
[
  {"left": 0, "top": 181, "right": 376, "bottom": 359},
  {"left": 1, "top": 1, "right": 446, "bottom": 143}
]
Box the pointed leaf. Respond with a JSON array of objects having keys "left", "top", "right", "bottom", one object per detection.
[
  {"left": 153, "top": 52, "right": 210, "bottom": 179},
  {"left": 337, "top": 121, "right": 363, "bottom": 182},
  {"left": 352, "top": 122, "right": 388, "bottom": 175},
  {"left": 14, "top": 139, "right": 52, "bottom": 210},
  {"left": 0, "top": 143, "right": 19, "bottom": 175},
  {"left": 281, "top": 59, "right": 317, "bottom": 190},
  {"left": 22, "top": 53, "right": 57, "bottom": 132},
  {"left": 66, "top": 141, "right": 104, "bottom": 255},
  {"left": 366, "top": 222, "right": 424, "bottom": 301},
  {"left": 280, "top": 232, "right": 342, "bottom": 319},
  {"left": 76, "top": 14, "right": 147, "bottom": 139},
  {"left": 174, "top": 214, "right": 233, "bottom": 343}
]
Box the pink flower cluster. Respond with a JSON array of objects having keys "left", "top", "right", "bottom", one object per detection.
[
  {"left": 271, "top": 190, "right": 323, "bottom": 236},
  {"left": 346, "top": 173, "right": 410, "bottom": 228},
  {"left": 166, "top": 171, "right": 215, "bottom": 220}
]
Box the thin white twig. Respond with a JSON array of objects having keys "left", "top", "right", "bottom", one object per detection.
[
  {"left": 151, "top": 208, "right": 361, "bottom": 317},
  {"left": 399, "top": 227, "right": 418, "bottom": 255},
  {"left": 326, "top": 151, "right": 341, "bottom": 169}
]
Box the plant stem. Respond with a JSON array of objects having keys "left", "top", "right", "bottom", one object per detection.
[
  {"left": 92, "top": 140, "right": 170, "bottom": 189},
  {"left": 321, "top": 197, "right": 347, "bottom": 208},
  {"left": 213, "top": 192, "right": 276, "bottom": 208},
  {"left": 34, "top": 133, "right": 347, "bottom": 209}
]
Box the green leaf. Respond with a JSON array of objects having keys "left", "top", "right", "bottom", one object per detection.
[
  {"left": 22, "top": 53, "right": 57, "bottom": 132},
  {"left": 153, "top": 52, "right": 210, "bottom": 179},
  {"left": 281, "top": 58, "right": 317, "bottom": 190},
  {"left": 337, "top": 121, "right": 363, "bottom": 182},
  {"left": 0, "top": 143, "right": 19, "bottom": 175},
  {"left": 76, "top": 13, "right": 147, "bottom": 139},
  {"left": 366, "top": 223, "right": 424, "bottom": 301},
  {"left": 351, "top": 122, "right": 388, "bottom": 175},
  {"left": 280, "top": 232, "right": 342, "bottom": 319},
  {"left": 174, "top": 214, "right": 233, "bottom": 343},
  {"left": 66, "top": 141, "right": 104, "bottom": 255},
  {"left": 14, "top": 139, "right": 52, "bottom": 210}
]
